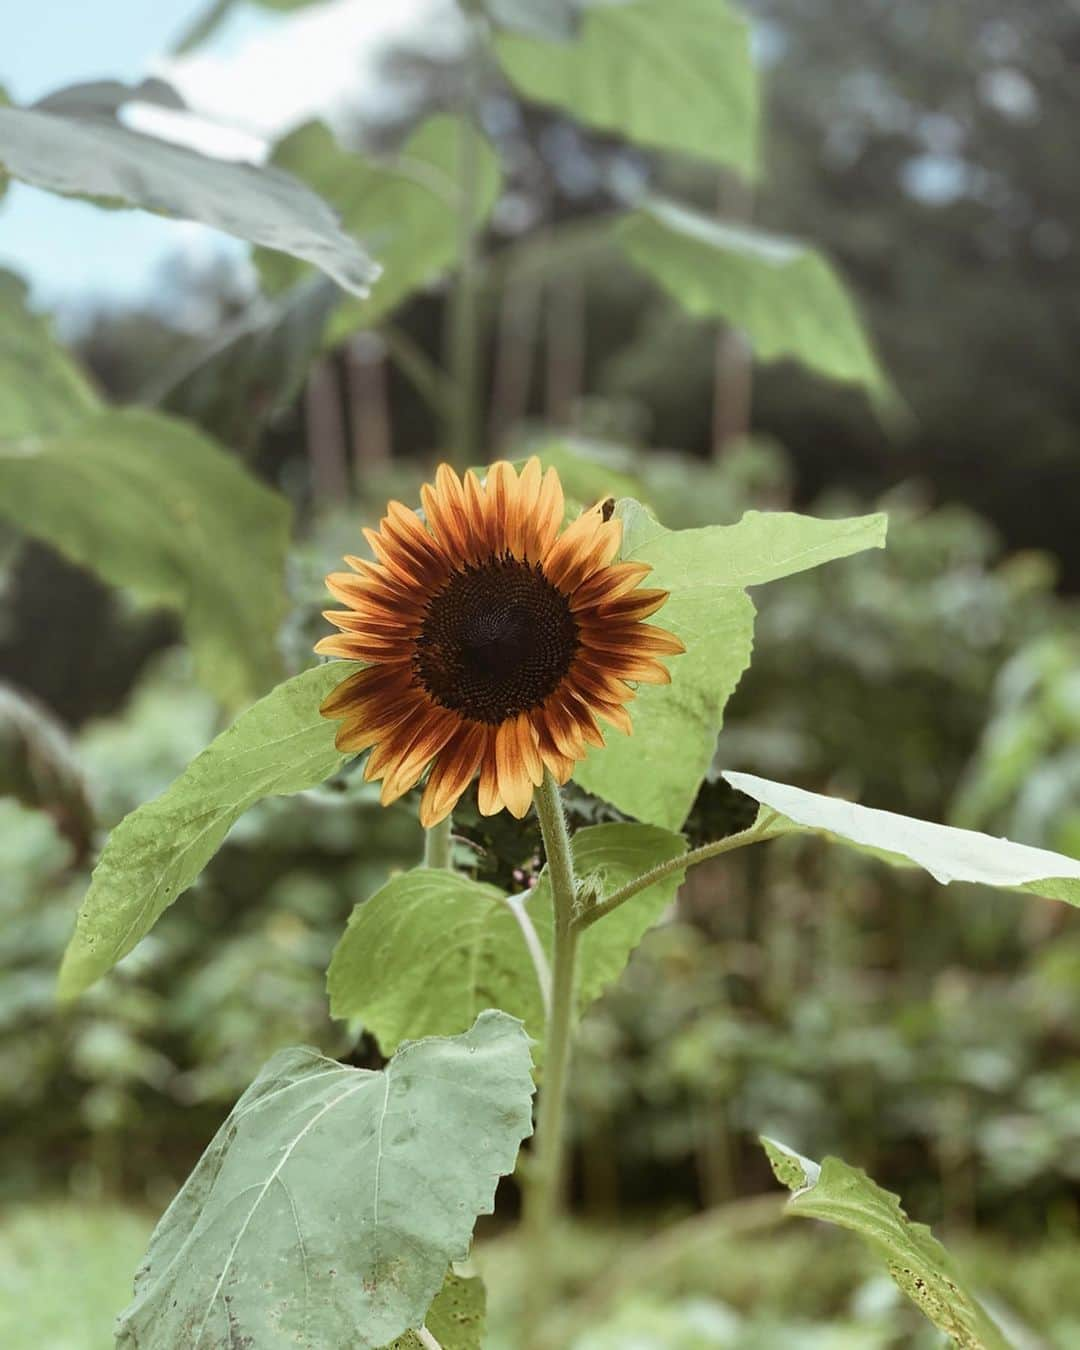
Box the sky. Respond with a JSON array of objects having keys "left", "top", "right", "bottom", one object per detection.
[{"left": 0, "top": 0, "right": 442, "bottom": 317}]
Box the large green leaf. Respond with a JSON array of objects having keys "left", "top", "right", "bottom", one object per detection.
[
  {"left": 0, "top": 408, "right": 291, "bottom": 708},
  {"left": 389, "top": 1271, "right": 485, "bottom": 1350},
  {"left": 116, "top": 1012, "right": 533, "bottom": 1350},
  {"left": 259, "top": 116, "right": 501, "bottom": 342},
  {"left": 618, "top": 199, "right": 887, "bottom": 397},
  {"left": 328, "top": 822, "right": 686, "bottom": 1056},
  {"left": 58, "top": 664, "right": 350, "bottom": 1000},
  {"left": 0, "top": 93, "right": 378, "bottom": 296},
  {"left": 574, "top": 501, "right": 888, "bottom": 828},
  {"left": 495, "top": 0, "right": 758, "bottom": 176},
  {"left": 0, "top": 270, "right": 100, "bottom": 437},
  {"left": 762, "top": 1139, "right": 1009, "bottom": 1349},
  {"left": 724, "top": 770, "right": 1080, "bottom": 908}
]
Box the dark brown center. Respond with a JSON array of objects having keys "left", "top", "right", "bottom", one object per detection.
[{"left": 413, "top": 555, "right": 579, "bottom": 724}]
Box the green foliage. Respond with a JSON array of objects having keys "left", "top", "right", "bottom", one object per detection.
[
  {"left": 116, "top": 1012, "right": 532, "bottom": 1350},
  {"left": 477, "top": 0, "right": 579, "bottom": 41},
  {"left": 57, "top": 664, "right": 350, "bottom": 1000},
  {"left": 0, "top": 92, "right": 378, "bottom": 296},
  {"left": 725, "top": 770, "right": 1080, "bottom": 907},
  {"left": 0, "top": 269, "right": 99, "bottom": 437},
  {"left": 575, "top": 500, "right": 887, "bottom": 828},
  {"left": 495, "top": 0, "right": 758, "bottom": 176},
  {"left": 618, "top": 200, "right": 888, "bottom": 398},
  {"left": 389, "top": 1271, "right": 486, "bottom": 1350},
  {"left": 260, "top": 117, "right": 501, "bottom": 341},
  {"left": 762, "top": 1138, "right": 1009, "bottom": 1349}
]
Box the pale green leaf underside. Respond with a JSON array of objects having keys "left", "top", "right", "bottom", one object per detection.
[
  {"left": 58, "top": 664, "right": 350, "bottom": 999},
  {"left": 328, "top": 823, "right": 686, "bottom": 1058},
  {"left": 260, "top": 116, "right": 501, "bottom": 341},
  {"left": 762, "top": 1138, "right": 1009, "bottom": 1349},
  {"left": 495, "top": 0, "right": 758, "bottom": 176},
  {"left": 388, "top": 1270, "right": 485, "bottom": 1350},
  {"left": 0, "top": 101, "right": 378, "bottom": 296},
  {"left": 115, "top": 1013, "right": 533, "bottom": 1350},
  {"left": 0, "top": 408, "right": 292, "bottom": 709},
  {"left": 0, "top": 269, "right": 99, "bottom": 437},
  {"left": 725, "top": 771, "right": 1080, "bottom": 907},
  {"left": 618, "top": 198, "right": 888, "bottom": 397},
  {"left": 575, "top": 501, "right": 887, "bottom": 828}
]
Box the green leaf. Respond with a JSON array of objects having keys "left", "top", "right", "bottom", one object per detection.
[
  {"left": 478, "top": 0, "right": 579, "bottom": 40},
  {"left": 0, "top": 93, "right": 378, "bottom": 297},
  {"left": 0, "top": 270, "right": 100, "bottom": 437},
  {"left": 0, "top": 408, "right": 291, "bottom": 708},
  {"left": 58, "top": 664, "right": 350, "bottom": 1000},
  {"left": 494, "top": 0, "right": 758, "bottom": 176},
  {"left": 762, "top": 1138, "right": 1009, "bottom": 1349},
  {"left": 618, "top": 199, "right": 888, "bottom": 398},
  {"left": 575, "top": 501, "right": 888, "bottom": 828},
  {"left": 389, "top": 1271, "right": 485, "bottom": 1350},
  {"left": 115, "top": 1012, "right": 533, "bottom": 1350},
  {"left": 328, "top": 822, "right": 686, "bottom": 1056},
  {"left": 724, "top": 770, "right": 1080, "bottom": 909},
  {"left": 259, "top": 116, "right": 501, "bottom": 341}
]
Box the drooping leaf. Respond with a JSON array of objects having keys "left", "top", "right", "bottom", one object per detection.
[
  {"left": 259, "top": 116, "right": 501, "bottom": 342},
  {"left": 0, "top": 408, "right": 291, "bottom": 708},
  {"left": 389, "top": 1270, "right": 486, "bottom": 1350},
  {"left": 724, "top": 770, "right": 1080, "bottom": 908},
  {"left": 495, "top": 0, "right": 758, "bottom": 176},
  {"left": 618, "top": 199, "right": 888, "bottom": 398},
  {"left": 574, "top": 500, "right": 888, "bottom": 828},
  {"left": 58, "top": 664, "right": 350, "bottom": 1000},
  {"left": 0, "top": 269, "right": 100, "bottom": 437},
  {"left": 762, "top": 1138, "right": 1009, "bottom": 1349},
  {"left": 115, "top": 1012, "right": 533, "bottom": 1350},
  {"left": 0, "top": 91, "right": 378, "bottom": 297},
  {"left": 328, "top": 822, "right": 686, "bottom": 1056}
]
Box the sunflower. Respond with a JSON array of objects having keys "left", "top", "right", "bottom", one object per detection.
[{"left": 315, "top": 458, "right": 684, "bottom": 827}]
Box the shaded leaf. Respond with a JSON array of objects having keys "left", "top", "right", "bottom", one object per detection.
[
  {"left": 0, "top": 91, "right": 378, "bottom": 296},
  {"left": 762, "top": 1138, "right": 1009, "bottom": 1349},
  {"left": 58, "top": 664, "right": 350, "bottom": 999},
  {"left": 618, "top": 199, "right": 887, "bottom": 397},
  {"left": 495, "top": 0, "right": 758, "bottom": 175},
  {"left": 0, "top": 408, "right": 291, "bottom": 708},
  {"left": 575, "top": 500, "right": 888, "bottom": 828},
  {"left": 389, "top": 1270, "right": 485, "bottom": 1350},
  {"left": 724, "top": 770, "right": 1080, "bottom": 908},
  {"left": 328, "top": 823, "right": 686, "bottom": 1056},
  {"left": 116, "top": 1012, "right": 533, "bottom": 1350}
]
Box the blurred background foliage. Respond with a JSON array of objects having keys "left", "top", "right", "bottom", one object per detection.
[{"left": 3, "top": 0, "right": 1080, "bottom": 1345}]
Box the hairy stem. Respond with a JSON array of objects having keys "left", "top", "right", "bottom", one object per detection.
[{"left": 423, "top": 815, "right": 453, "bottom": 869}]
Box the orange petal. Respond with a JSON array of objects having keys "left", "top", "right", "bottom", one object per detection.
[
  {"left": 570, "top": 560, "right": 652, "bottom": 610},
  {"left": 526, "top": 466, "right": 565, "bottom": 560},
  {"left": 495, "top": 718, "right": 534, "bottom": 818},
  {"left": 477, "top": 734, "right": 504, "bottom": 815},
  {"left": 419, "top": 722, "right": 487, "bottom": 827}
]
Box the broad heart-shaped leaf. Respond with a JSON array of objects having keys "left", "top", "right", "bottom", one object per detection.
[
  {"left": 58, "top": 664, "right": 351, "bottom": 1000},
  {"left": 762, "top": 1139, "right": 1009, "bottom": 1350},
  {"left": 618, "top": 200, "right": 888, "bottom": 399},
  {"left": 0, "top": 96, "right": 378, "bottom": 297},
  {"left": 0, "top": 408, "right": 291, "bottom": 709},
  {"left": 494, "top": 0, "right": 758, "bottom": 176},
  {"left": 574, "top": 500, "right": 888, "bottom": 829},
  {"left": 724, "top": 771, "right": 1080, "bottom": 909},
  {"left": 0, "top": 269, "right": 100, "bottom": 437},
  {"left": 328, "top": 823, "right": 686, "bottom": 1057},
  {"left": 258, "top": 116, "right": 501, "bottom": 343},
  {"left": 115, "top": 1012, "right": 533, "bottom": 1350},
  {"left": 389, "top": 1271, "right": 485, "bottom": 1350}
]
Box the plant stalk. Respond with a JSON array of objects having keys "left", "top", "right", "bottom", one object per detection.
[{"left": 423, "top": 815, "right": 453, "bottom": 869}]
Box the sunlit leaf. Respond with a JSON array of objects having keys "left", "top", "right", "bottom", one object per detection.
[
  {"left": 724, "top": 770, "right": 1080, "bottom": 908},
  {"left": 0, "top": 409, "right": 291, "bottom": 708},
  {"left": 0, "top": 90, "right": 378, "bottom": 296},
  {"left": 762, "top": 1138, "right": 1010, "bottom": 1349},
  {"left": 495, "top": 0, "right": 758, "bottom": 176},
  {"left": 57, "top": 664, "right": 350, "bottom": 999},
  {"left": 575, "top": 500, "right": 888, "bottom": 828},
  {"left": 328, "top": 823, "right": 685, "bottom": 1056},
  {"left": 618, "top": 199, "right": 888, "bottom": 397},
  {"left": 260, "top": 116, "right": 501, "bottom": 341},
  {"left": 0, "top": 270, "right": 100, "bottom": 437},
  {"left": 116, "top": 1012, "right": 533, "bottom": 1350},
  {"left": 389, "top": 1270, "right": 486, "bottom": 1350}
]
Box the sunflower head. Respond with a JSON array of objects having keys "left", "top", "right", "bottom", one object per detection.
[{"left": 316, "top": 459, "right": 684, "bottom": 827}]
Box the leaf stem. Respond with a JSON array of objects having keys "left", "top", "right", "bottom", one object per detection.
[
  {"left": 573, "top": 812, "right": 778, "bottom": 933},
  {"left": 423, "top": 815, "right": 453, "bottom": 869},
  {"left": 416, "top": 1327, "right": 444, "bottom": 1350}
]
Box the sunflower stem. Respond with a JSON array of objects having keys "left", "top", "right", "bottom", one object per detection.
[
  {"left": 423, "top": 815, "right": 453, "bottom": 869},
  {"left": 525, "top": 772, "right": 579, "bottom": 1323}
]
